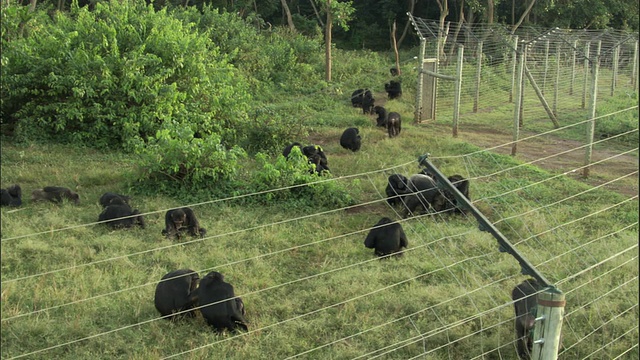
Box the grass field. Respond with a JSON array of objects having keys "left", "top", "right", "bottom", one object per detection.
[{"left": 1, "top": 50, "right": 638, "bottom": 359}]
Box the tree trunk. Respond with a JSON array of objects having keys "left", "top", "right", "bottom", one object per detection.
[
  {"left": 281, "top": 0, "right": 296, "bottom": 31},
  {"left": 397, "top": 0, "right": 416, "bottom": 48},
  {"left": 29, "top": 0, "right": 36, "bottom": 11},
  {"left": 325, "top": 0, "right": 332, "bottom": 82},
  {"left": 391, "top": 20, "right": 401, "bottom": 75},
  {"left": 310, "top": 0, "right": 324, "bottom": 27},
  {"left": 448, "top": 0, "right": 464, "bottom": 60},
  {"left": 512, "top": 0, "right": 536, "bottom": 33},
  {"left": 487, "top": 0, "right": 494, "bottom": 23},
  {"left": 436, "top": 0, "right": 449, "bottom": 62}
]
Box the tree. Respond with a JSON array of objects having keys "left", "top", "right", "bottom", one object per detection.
[
  {"left": 281, "top": 0, "right": 295, "bottom": 31},
  {"left": 316, "top": 0, "right": 354, "bottom": 81}
]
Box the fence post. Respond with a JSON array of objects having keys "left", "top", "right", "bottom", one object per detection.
[
  {"left": 570, "top": 40, "right": 577, "bottom": 95},
  {"left": 520, "top": 46, "right": 527, "bottom": 127},
  {"left": 583, "top": 40, "right": 601, "bottom": 178},
  {"left": 531, "top": 289, "right": 566, "bottom": 360},
  {"left": 611, "top": 44, "right": 619, "bottom": 96},
  {"left": 474, "top": 41, "right": 483, "bottom": 113},
  {"left": 582, "top": 42, "right": 590, "bottom": 109},
  {"left": 553, "top": 43, "right": 560, "bottom": 115},
  {"left": 510, "top": 36, "right": 519, "bottom": 103},
  {"left": 414, "top": 39, "right": 427, "bottom": 123},
  {"left": 512, "top": 46, "right": 525, "bottom": 156},
  {"left": 543, "top": 39, "right": 550, "bottom": 95},
  {"left": 632, "top": 41, "right": 638, "bottom": 91},
  {"left": 452, "top": 44, "right": 463, "bottom": 137}
]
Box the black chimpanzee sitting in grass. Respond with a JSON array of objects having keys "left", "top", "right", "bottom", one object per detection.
[
  {"left": 196, "top": 271, "right": 248, "bottom": 333},
  {"left": 98, "top": 196, "right": 145, "bottom": 229},
  {"left": 364, "top": 217, "right": 409, "bottom": 258},
  {"left": 512, "top": 278, "right": 541, "bottom": 359},
  {"left": 162, "top": 207, "right": 207, "bottom": 240},
  {"left": 31, "top": 186, "right": 80, "bottom": 205},
  {"left": 340, "top": 127, "right": 362, "bottom": 152},
  {"left": 99, "top": 192, "right": 131, "bottom": 208},
  {"left": 1, "top": 184, "right": 22, "bottom": 207},
  {"left": 385, "top": 80, "right": 402, "bottom": 99},
  {"left": 154, "top": 269, "right": 200, "bottom": 320}
]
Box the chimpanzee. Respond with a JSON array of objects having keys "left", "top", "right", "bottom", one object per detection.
[
  {"left": 154, "top": 269, "right": 200, "bottom": 320},
  {"left": 340, "top": 127, "right": 362, "bottom": 152},
  {"left": 162, "top": 207, "right": 207, "bottom": 239},
  {"left": 439, "top": 175, "right": 471, "bottom": 214},
  {"left": 0, "top": 184, "right": 22, "bottom": 207},
  {"left": 362, "top": 90, "right": 375, "bottom": 115},
  {"left": 98, "top": 200, "right": 145, "bottom": 229},
  {"left": 31, "top": 186, "right": 80, "bottom": 205},
  {"left": 402, "top": 174, "right": 446, "bottom": 218},
  {"left": 363, "top": 217, "right": 409, "bottom": 258},
  {"left": 385, "top": 80, "right": 402, "bottom": 99},
  {"left": 390, "top": 67, "right": 399, "bottom": 76},
  {"left": 385, "top": 174, "right": 411, "bottom": 206},
  {"left": 99, "top": 192, "right": 131, "bottom": 208},
  {"left": 512, "top": 278, "right": 541, "bottom": 359},
  {"left": 282, "top": 142, "right": 303, "bottom": 159},
  {"left": 373, "top": 106, "right": 387, "bottom": 127},
  {"left": 196, "top": 271, "right": 248, "bottom": 333},
  {"left": 387, "top": 112, "right": 402, "bottom": 138},
  {"left": 302, "top": 145, "right": 330, "bottom": 174},
  {"left": 351, "top": 89, "right": 365, "bottom": 107}
]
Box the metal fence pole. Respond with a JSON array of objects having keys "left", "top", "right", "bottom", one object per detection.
[
  {"left": 474, "top": 41, "right": 483, "bottom": 113},
  {"left": 414, "top": 39, "right": 427, "bottom": 123},
  {"left": 632, "top": 41, "right": 638, "bottom": 91},
  {"left": 583, "top": 40, "right": 601, "bottom": 178},
  {"left": 611, "top": 44, "right": 619, "bottom": 96},
  {"left": 543, "top": 39, "right": 550, "bottom": 95},
  {"left": 452, "top": 45, "right": 463, "bottom": 137},
  {"left": 582, "top": 42, "right": 590, "bottom": 109},
  {"left": 512, "top": 46, "right": 525, "bottom": 156},
  {"left": 570, "top": 40, "right": 577, "bottom": 95},
  {"left": 553, "top": 43, "right": 560, "bottom": 115},
  {"left": 510, "top": 35, "right": 519, "bottom": 103}
]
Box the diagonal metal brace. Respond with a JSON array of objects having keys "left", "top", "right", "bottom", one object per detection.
[{"left": 418, "top": 154, "right": 553, "bottom": 287}]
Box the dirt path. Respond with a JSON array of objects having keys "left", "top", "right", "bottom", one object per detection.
[{"left": 433, "top": 123, "right": 639, "bottom": 198}]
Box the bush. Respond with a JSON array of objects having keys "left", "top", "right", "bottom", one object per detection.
[
  {"left": 1, "top": 0, "right": 250, "bottom": 151},
  {"left": 133, "top": 120, "right": 247, "bottom": 193},
  {"left": 248, "top": 148, "right": 355, "bottom": 208}
]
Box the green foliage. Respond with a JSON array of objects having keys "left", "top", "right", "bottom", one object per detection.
[
  {"left": 1, "top": 0, "right": 250, "bottom": 151},
  {"left": 247, "top": 147, "right": 354, "bottom": 208},
  {"left": 133, "top": 121, "right": 247, "bottom": 193}
]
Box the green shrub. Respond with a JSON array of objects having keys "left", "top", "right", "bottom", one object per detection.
[
  {"left": 1, "top": 0, "right": 250, "bottom": 151},
  {"left": 134, "top": 120, "right": 247, "bottom": 193},
  {"left": 248, "top": 148, "right": 355, "bottom": 208}
]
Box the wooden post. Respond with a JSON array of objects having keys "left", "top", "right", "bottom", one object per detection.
[
  {"left": 510, "top": 36, "right": 519, "bottom": 103},
  {"left": 632, "top": 41, "right": 638, "bottom": 91},
  {"left": 582, "top": 42, "right": 590, "bottom": 109},
  {"left": 570, "top": 40, "right": 577, "bottom": 95},
  {"left": 524, "top": 66, "right": 560, "bottom": 128},
  {"left": 583, "top": 40, "right": 601, "bottom": 178},
  {"left": 531, "top": 289, "right": 566, "bottom": 360},
  {"left": 512, "top": 48, "right": 525, "bottom": 156},
  {"left": 474, "top": 41, "right": 483, "bottom": 113},
  {"left": 452, "top": 45, "right": 463, "bottom": 137},
  {"left": 553, "top": 43, "right": 560, "bottom": 115},
  {"left": 611, "top": 44, "right": 619, "bottom": 96},
  {"left": 520, "top": 46, "right": 527, "bottom": 127},
  {"left": 542, "top": 39, "right": 550, "bottom": 95},
  {"left": 414, "top": 39, "right": 427, "bottom": 123}
]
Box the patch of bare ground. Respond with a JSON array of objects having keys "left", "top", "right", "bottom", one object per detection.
[{"left": 434, "top": 123, "right": 639, "bottom": 198}]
